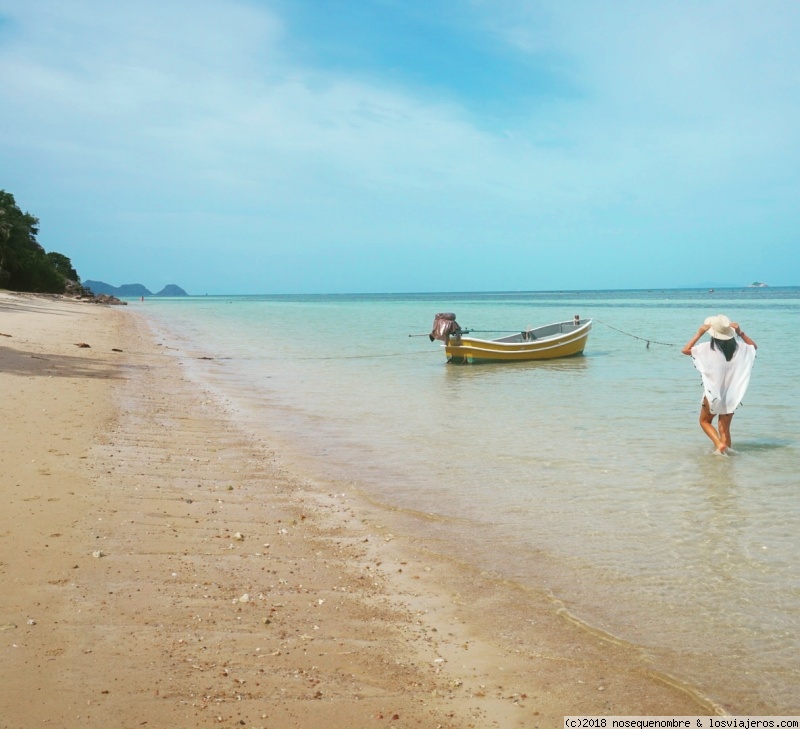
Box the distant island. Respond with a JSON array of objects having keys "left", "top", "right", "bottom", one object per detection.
[
  {"left": 84, "top": 280, "right": 189, "bottom": 297},
  {"left": 748, "top": 281, "right": 769, "bottom": 288}
]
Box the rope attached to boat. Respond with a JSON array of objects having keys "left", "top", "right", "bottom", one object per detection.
[
  {"left": 595, "top": 319, "right": 677, "bottom": 348},
  {"left": 319, "top": 351, "right": 435, "bottom": 360}
]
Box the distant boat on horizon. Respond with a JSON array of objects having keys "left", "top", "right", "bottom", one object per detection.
[{"left": 748, "top": 281, "right": 769, "bottom": 288}]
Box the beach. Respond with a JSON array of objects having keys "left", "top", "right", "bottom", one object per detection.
[{"left": 1, "top": 292, "right": 724, "bottom": 727}]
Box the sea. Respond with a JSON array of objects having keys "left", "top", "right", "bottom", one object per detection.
[{"left": 135, "top": 287, "right": 800, "bottom": 714}]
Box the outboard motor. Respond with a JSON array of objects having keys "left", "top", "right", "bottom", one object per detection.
[{"left": 429, "top": 312, "right": 462, "bottom": 342}]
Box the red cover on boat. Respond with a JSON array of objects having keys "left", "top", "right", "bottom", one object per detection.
[{"left": 429, "top": 313, "right": 462, "bottom": 342}]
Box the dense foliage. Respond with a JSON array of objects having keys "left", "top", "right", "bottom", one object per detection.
[{"left": 0, "top": 190, "right": 79, "bottom": 293}]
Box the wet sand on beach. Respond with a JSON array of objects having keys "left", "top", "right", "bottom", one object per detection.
[{"left": 0, "top": 292, "right": 715, "bottom": 728}]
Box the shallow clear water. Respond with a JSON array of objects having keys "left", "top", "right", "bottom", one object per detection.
[{"left": 138, "top": 288, "right": 800, "bottom": 712}]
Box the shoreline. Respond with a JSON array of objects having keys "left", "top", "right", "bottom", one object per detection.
[{"left": 1, "top": 292, "right": 717, "bottom": 727}]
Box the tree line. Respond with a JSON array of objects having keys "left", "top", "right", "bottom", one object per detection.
[{"left": 0, "top": 189, "right": 82, "bottom": 294}]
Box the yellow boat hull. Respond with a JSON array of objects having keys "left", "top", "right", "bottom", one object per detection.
[{"left": 444, "top": 321, "right": 591, "bottom": 364}]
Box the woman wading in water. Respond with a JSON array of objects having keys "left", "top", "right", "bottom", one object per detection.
[{"left": 682, "top": 314, "right": 757, "bottom": 454}]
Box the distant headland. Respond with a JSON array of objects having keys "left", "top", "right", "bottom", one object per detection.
[{"left": 84, "top": 280, "right": 189, "bottom": 297}]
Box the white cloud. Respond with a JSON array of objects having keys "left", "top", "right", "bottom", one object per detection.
[{"left": 0, "top": 0, "right": 798, "bottom": 291}]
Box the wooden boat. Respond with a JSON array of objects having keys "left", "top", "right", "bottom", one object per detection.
[{"left": 433, "top": 316, "right": 592, "bottom": 364}]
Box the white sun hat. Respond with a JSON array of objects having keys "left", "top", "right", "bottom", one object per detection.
[{"left": 704, "top": 314, "right": 735, "bottom": 340}]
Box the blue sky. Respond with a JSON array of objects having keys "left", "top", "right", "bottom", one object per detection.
[{"left": 1, "top": 0, "right": 798, "bottom": 294}]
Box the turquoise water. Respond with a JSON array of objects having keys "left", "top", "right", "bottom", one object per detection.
[{"left": 137, "top": 288, "right": 800, "bottom": 713}]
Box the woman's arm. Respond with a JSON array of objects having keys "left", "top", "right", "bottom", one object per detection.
[
  {"left": 730, "top": 322, "right": 757, "bottom": 350},
  {"left": 681, "top": 323, "right": 711, "bottom": 355}
]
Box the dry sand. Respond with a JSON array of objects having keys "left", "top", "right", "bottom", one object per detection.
[{"left": 0, "top": 292, "right": 717, "bottom": 728}]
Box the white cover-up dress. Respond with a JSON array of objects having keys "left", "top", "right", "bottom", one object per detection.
[{"left": 690, "top": 341, "right": 756, "bottom": 415}]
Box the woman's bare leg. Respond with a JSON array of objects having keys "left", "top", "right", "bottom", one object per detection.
[
  {"left": 718, "top": 413, "right": 734, "bottom": 449},
  {"left": 699, "top": 399, "right": 728, "bottom": 453}
]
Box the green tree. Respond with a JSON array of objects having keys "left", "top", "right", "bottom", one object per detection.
[
  {"left": 0, "top": 190, "right": 74, "bottom": 293},
  {"left": 0, "top": 209, "right": 11, "bottom": 288},
  {"left": 46, "top": 251, "right": 79, "bottom": 281}
]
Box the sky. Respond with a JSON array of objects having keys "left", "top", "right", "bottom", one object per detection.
[{"left": 1, "top": 0, "right": 799, "bottom": 294}]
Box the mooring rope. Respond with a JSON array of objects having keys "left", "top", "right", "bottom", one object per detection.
[
  {"left": 315, "top": 350, "right": 435, "bottom": 361},
  {"left": 595, "top": 319, "right": 677, "bottom": 348}
]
